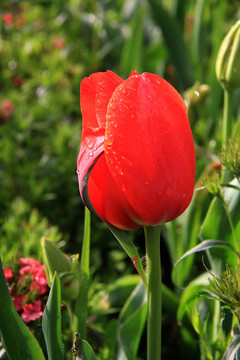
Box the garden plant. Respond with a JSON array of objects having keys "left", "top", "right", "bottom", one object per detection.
[{"left": 0, "top": 1, "right": 240, "bottom": 359}]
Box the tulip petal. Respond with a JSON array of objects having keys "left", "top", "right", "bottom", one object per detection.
[
  {"left": 87, "top": 154, "right": 142, "bottom": 230},
  {"left": 104, "top": 72, "right": 195, "bottom": 225},
  {"left": 80, "top": 71, "right": 123, "bottom": 129},
  {"left": 78, "top": 71, "right": 123, "bottom": 201}
]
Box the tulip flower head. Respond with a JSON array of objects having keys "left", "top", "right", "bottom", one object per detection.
[{"left": 77, "top": 71, "right": 195, "bottom": 230}]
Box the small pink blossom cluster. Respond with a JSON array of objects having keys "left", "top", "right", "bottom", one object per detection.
[
  {"left": 0, "top": 100, "right": 14, "bottom": 121},
  {"left": 53, "top": 37, "right": 66, "bottom": 49},
  {"left": 4, "top": 257, "right": 49, "bottom": 323},
  {"left": 2, "top": 9, "right": 26, "bottom": 29},
  {"left": 2, "top": 13, "right": 14, "bottom": 24}
]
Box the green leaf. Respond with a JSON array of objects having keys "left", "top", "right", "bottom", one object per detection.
[
  {"left": 177, "top": 272, "right": 210, "bottom": 324},
  {"left": 82, "top": 340, "right": 98, "bottom": 360},
  {"left": 119, "top": 5, "right": 144, "bottom": 77},
  {"left": 173, "top": 239, "right": 238, "bottom": 286},
  {"left": 91, "top": 275, "right": 141, "bottom": 311},
  {"left": 165, "top": 190, "right": 204, "bottom": 287},
  {"left": 199, "top": 178, "right": 240, "bottom": 274},
  {"left": 161, "top": 283, "right": 179, "bottom": 319},
  {"left": 0, "top": 257, "right": 45, "bottom": 360},
  {"left": 117, "top": 281, "right": 147, "bottom": 360},
  {"left": 72, "top": 333, "right": 97, "bottom": 360},
  {"left": 41, "top": 237, "right": 71, "bottom": 285},
  {"left": 108, "top": 224, "right": 147, "bottom": 286},
  {"left": 223, "top": 325, "right": 240, "bottom": 360},
  {"left": 74, "top": 207, "right": 91, "bottom": 338},
  {"left": 42, "top": 272, "right": 64, "bottom": 360},
  {"left": 147, "top": 0, "right": 194, "bottom": 88}
]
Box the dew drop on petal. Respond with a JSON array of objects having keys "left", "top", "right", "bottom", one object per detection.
[{"left": 120, "top": 184, "right": 127, "bottom": 192}]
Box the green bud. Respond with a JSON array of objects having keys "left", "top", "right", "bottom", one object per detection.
[
  {"left": 202, "top": 174, "right": 223, "bottom": 201},
  {"left": 216, "top": 20, "right": 240, "bottom": 91},
  {"left": 41, "top": 237, "right": 80, "bottom": 302},
  {"left": 219, "top": 137, "right": 240, "bottom": 181},
  {"left": 209, "top": 265, "right": 240, "bottom": 322},
  {"left": 41, "top": 237, "right": 71, "bottom": 285}
]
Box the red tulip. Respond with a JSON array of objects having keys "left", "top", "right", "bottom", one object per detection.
[{"left": 77, "top": 71, "right": 195, "bottom": 230}]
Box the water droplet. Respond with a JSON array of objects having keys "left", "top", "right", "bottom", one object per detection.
[
  {"left": 111, "top": 121, "right": 118, "bottom": 128},
  {"left": 105, "top": 133, "right": 113, "bottom": 147},
  {"left": 108, "top": 102, "right": 117, "bottom": 110},
  {"left": 96, "top": 98, "right": 103, "bottom": 105},
  {"left": 115, "top": 164, "right": 124, "bottom": 176},
  {"left": 120, "top": 184, "right": 127, "bottom": 192},
  {"left": 86, "top": 151, "right": 94, "bottom": 160}
]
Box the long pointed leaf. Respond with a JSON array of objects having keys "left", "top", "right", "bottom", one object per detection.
[
  {"left": 108, "top": 224, "right": 147, "bottom": 286},
  {"left": 42, "top": 272, "right": 64, "bottom": 360},
  {"left": 223, "top": 326, "right": 240, "bottom": 360},
  {"left": 174, "top": 239, "right": 238, "bottom": 269},
  {"left": 172, "top": 239, "right": 238, "bottom": 286},
  {"left": 74, "top": 207, "right": 91, "bottom": 338},
  {"left": 147, "top": 0, "right": 194, "bottom": 88},
  {"left": 119, "top": 5, "right": 144, "bottom": 77},
  {"left": 72, "top": 333, "right": 97, "bottom": 360},
  {"left": 0, "top": 257, "right": 45, "bottom": 360},
  {"left": 117, "top": 281, "right": 147, "bottom": 360},
  {"left": 199, "top": 178, "right": 240, "bottom": 274}
]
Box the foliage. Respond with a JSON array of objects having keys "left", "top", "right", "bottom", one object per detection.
[{"left": 0, "top": 0, "right": 240, "bottom": 359}]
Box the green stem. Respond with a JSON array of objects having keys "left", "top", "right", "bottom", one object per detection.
[
  {"left": 222, "top": 89, "right": 233, "bottom": 145},
  {"left": 221, "top": 89, "right": 234, "bottom": 183},
  {"left": 145, "top": 225, "right": 162, "bottom": 360},
  {"left": 81, "top": 207, "right": 91, "bottom": 273},
  {"left": 222, "top": 200, "right": 239, "bottom": 255},
  {"left": 74, "top": 207, "right": 91, "bottom": 339}
]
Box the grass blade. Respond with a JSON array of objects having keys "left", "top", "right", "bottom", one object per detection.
[
  {"left": 42, "top": 272, "right": 64, "bottom": 360},
  {"left": 148, "top": 0, "right": 194, "bottom": 88}
]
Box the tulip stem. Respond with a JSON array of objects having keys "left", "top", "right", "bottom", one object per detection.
[
  {"left": 145, "top": 225, "right": 162, "bottom": 360},
  {"left": 73, "top": 207, "right": 91, "bottom": 339},
  {"left": 223, "top": 89, "right": 233, "bottom": 145},
  {"left": 221, "top": 89, "right": 233, "bottom": 183}
]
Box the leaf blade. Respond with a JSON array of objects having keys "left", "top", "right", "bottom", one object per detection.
[{"left": 42, "top": 272, "right": 64, "bottom": 360}]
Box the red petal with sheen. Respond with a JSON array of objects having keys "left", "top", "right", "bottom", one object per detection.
[
  {"left": 78, "top": 71, "right": 195, "bottom": 230},
  {"left": 77, "top": 71, "right": 123, "bottom": 202},
  {"left": 104, "top": 72, "right": 195, "bottom": 226}
]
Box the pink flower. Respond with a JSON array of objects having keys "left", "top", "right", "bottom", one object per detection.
[
  {"left": 2, "top": 13, "right": 14, "bottom": 24},
  {"left": 13, "top": 294, "right": 26, "bottom": 312},
  {"left": 21, "top": 301, "right": 43, "bottom": 323},
  {"left": 19, "top": 257, "right": 38, "bottom": 267},
  {"left": 30, "top": 279, "right": 47, "bottom": 296},
  {"left": 53, "top": 38, "right": 66, "bottom": 49},
  {"left": 19, "top": 257, "right": 48, "bottom": 296},
  {"left": 4, "top": 268, "right": 14, "bottom": 280},
  {"left": 0, "top": 100, "right": 14, "bottom": 121},
  {"left": 3, "top": 257, "right": 48, "bottom": 322}
]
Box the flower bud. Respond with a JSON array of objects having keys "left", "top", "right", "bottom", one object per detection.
[
  {"left": 203, "top": 174, "right": 223, "bottom": 201},
  {"left": 41, "top": 237, "right": 71, "bottom": 285},
  {"left": 219, "top": 137, "right": 240, "bottom": 181},
  {"left": 41, "top": 238, "right": 80, "bottom": 302},
  {"left": 216, "top": 21, "right": 240, "bottom": 91},
  {"left": 209, "top": 265, "right": 240, "bottom": 322}
]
